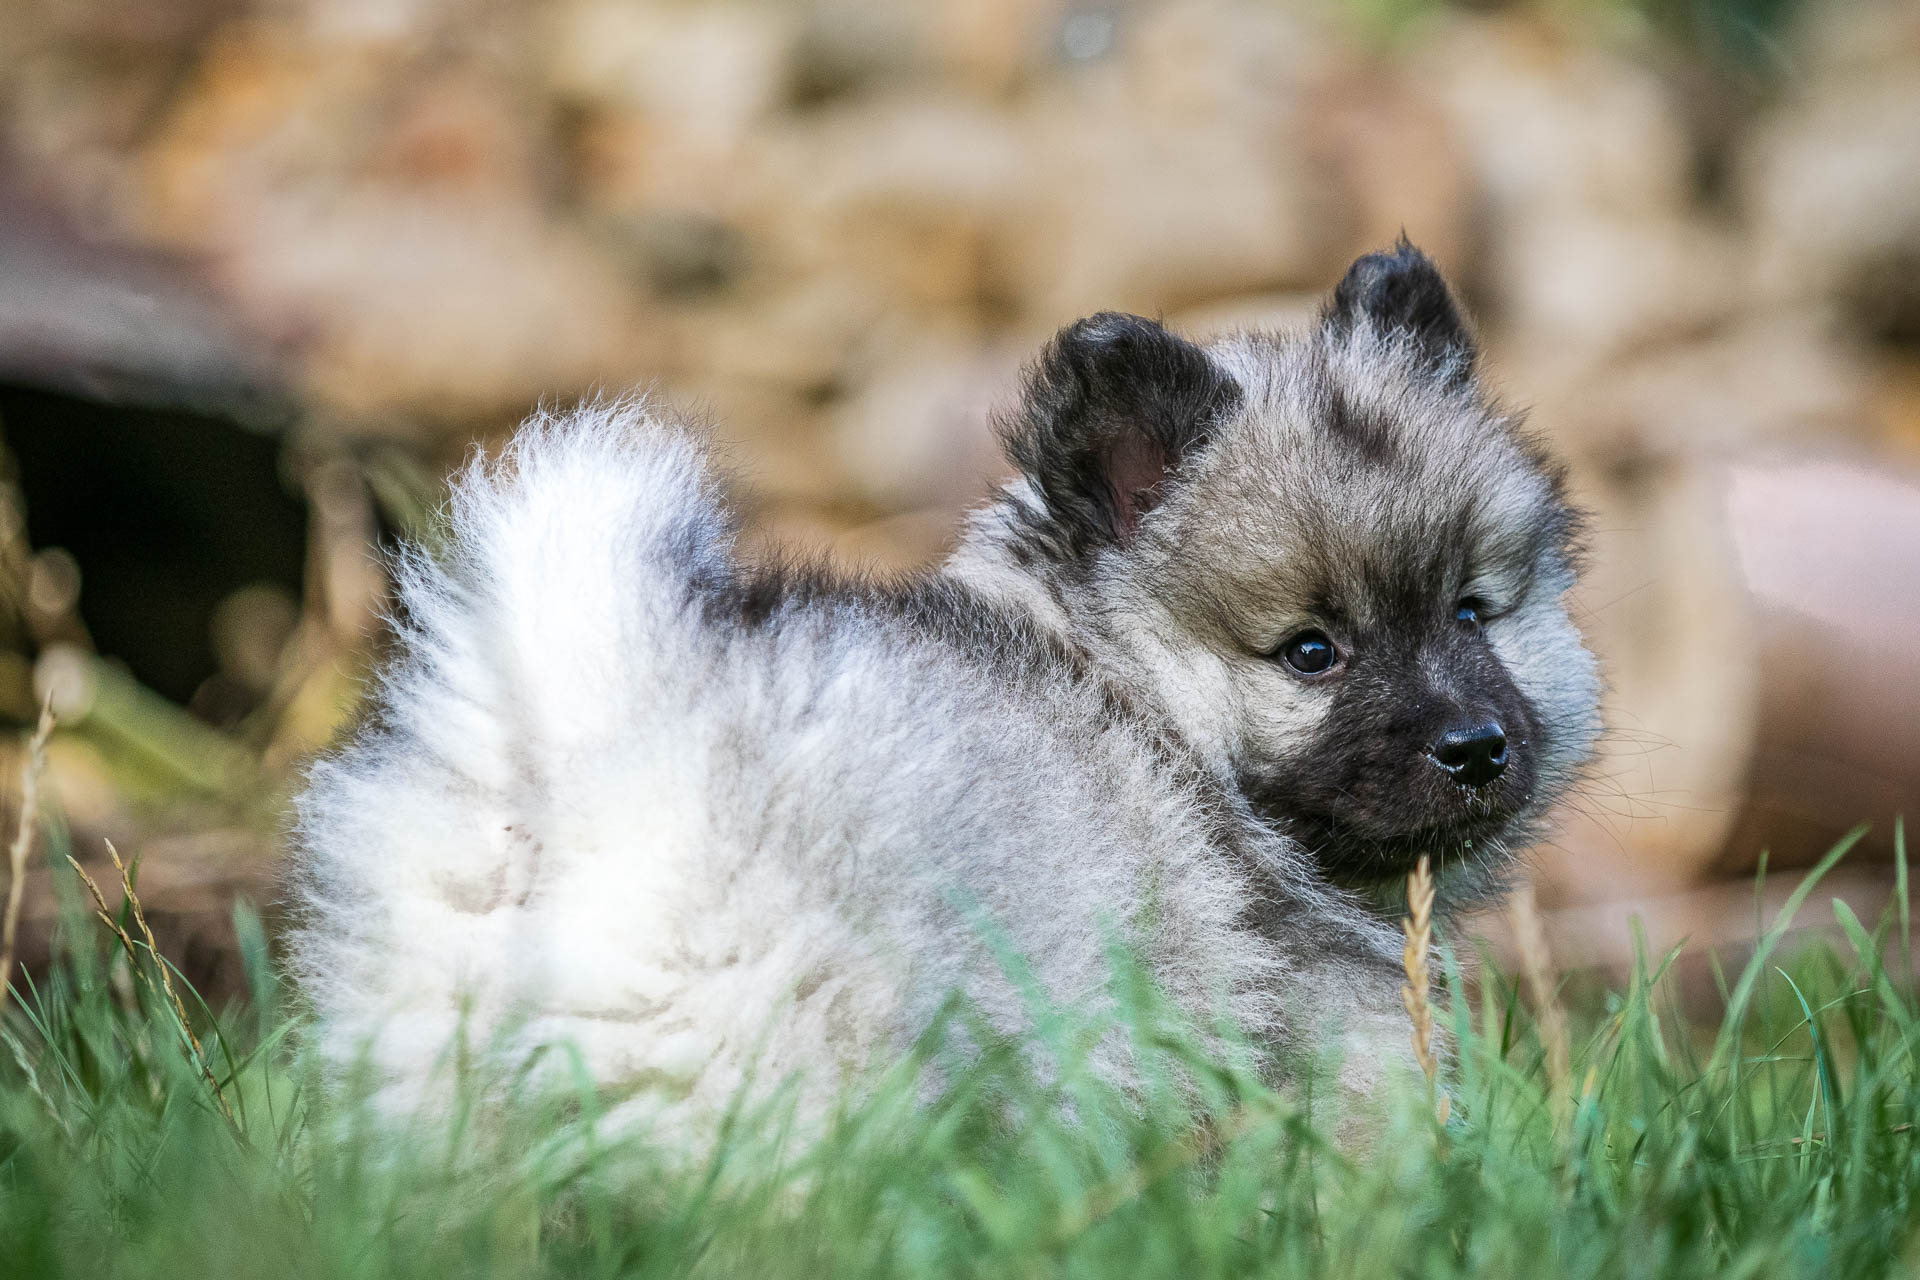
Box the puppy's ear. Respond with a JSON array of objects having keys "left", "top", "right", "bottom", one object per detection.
[
  {"left": 1324, "top": 239, "right": 1475, "bottom": 380},
  {"left": 1001, "top": 313, "right": 1239, "bottom": 552}
]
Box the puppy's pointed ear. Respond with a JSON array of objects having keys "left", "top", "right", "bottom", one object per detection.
[
  {"left": 1324, "top": 240, "right": 1475, "bottom": 380},
  {"left": 1001, "top": 313, "right": 1239, "bottom": 553}
]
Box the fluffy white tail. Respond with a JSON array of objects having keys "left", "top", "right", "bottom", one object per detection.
[{"left": 290, "top": 401, "right": 744, "bottom": 1114}]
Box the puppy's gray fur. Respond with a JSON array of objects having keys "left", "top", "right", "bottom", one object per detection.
[{"left": 290, "top": 244, "right": 1600, "bottom": 1138}]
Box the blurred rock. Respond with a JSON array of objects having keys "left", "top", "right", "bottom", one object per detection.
[
  {"left": 1729, "top": 460, "right": 1920, "bottom": 666},
  {"left": 0, "top": 0, "right": 240, "bottom": 223},
  {"left": 588, "top": 209, "right": 747, "bottom": 300},
  {"left": 745, "top": 95, "right": 1025, "bottom": 311},
  {"left": 931, "top": 0, "right": 1069, "bottom": 93},
  {"left": 262, "top": 0, "right": 493, "bottom": 46},
  {"left": 133, "top": 26, "right": 407, "bottom": 248},
  {"left": 1541, "top": 312, "right": 1872, "bottom": 463},
  {"left": 1302, "top": 61, "right": 1476, "bottom": 276},
  {"left": 1742, "top": 73, "right": 1920, "bottom": 344},
  {"left": 1497, "top": 212, "right": 1741, "bottom": 382},
  {"left": 370, "top": 67, "right": 546, "bottom": 195},
  {"left": 1417, "top": 17, "right": 1743, "bottom": 379},
  {"left": 227, "top": 193, "right": 664, "bottom": 421},
  {"left": 116, "top": 17, "right": 656, "bottom": 423},
  {"left": 0, "top": 181, "right": 288, "bottom": 415},
  {"left": 1125, "top": 0, "right": 1328, "bottom": 121},
  {"left": 545, "top": 0, "right": 796, "bottom": 128},
  {"left": 1003, "top": 0, "right": 1343, "bottom": 321},
  {"left": 828, "top": 338, "right": 1016, "bottom": 511},
  {"left": 543, "top": 0, "right": 797, "bottom": 210},
  {"left": 1419, "top": 17, "right": 1698, "bottom": 220},
  {"left": 790, "top": 0, "right": 1065, "bottom": 100},
  {"left": 655, "top": 374, "right": 842, "bottom": 507},
  {"left": 790, "top": 0, "right": 929, "bottom": 99},
  {"left": 1550, "top": 455, "right": 1762, "bottom": 904},
  {"left": 1014, "top": 97, "right": 1329, "bottom": 321},
  {"left": 1010, "top": 122, "right": 1333, "bottom": 320},
  {"left": 1721, "top": 460, "right": 1920, "bottom": 870},
  {"left": 670, "top": 276, "right": 894, "bottom": 393}
]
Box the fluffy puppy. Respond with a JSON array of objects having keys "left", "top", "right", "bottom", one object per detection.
[{"left": 289, "top": 242, "right": 1600, "bottom": 1137}]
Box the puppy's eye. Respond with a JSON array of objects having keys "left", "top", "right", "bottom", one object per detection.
[
  {"left": 1455, "top": 598, "right": 1487, "bottom": 629},
  {"left": 1275, "top": 630, "right": 1338, "bottom": 676}
]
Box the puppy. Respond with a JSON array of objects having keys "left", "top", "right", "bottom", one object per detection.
[{"left": 290, "top": 242, "right": 1600, "bottom": 1138}]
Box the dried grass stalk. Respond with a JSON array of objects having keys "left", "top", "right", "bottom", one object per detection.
[
  {"left": 1400, "top": 853, "right": 1448, "bottom": 1123},
  {"left": 66, "top": 853, "right": 143, "bottom": 977},
  {"left": 1508, "top": 880, "right": 1573, "bottom": 1131},
  {"left": 68, "top": 840, "right": 236, "bottom": 1126},
  {"left": 0, "top": 699, "right": 54, "bottom": 1014}
]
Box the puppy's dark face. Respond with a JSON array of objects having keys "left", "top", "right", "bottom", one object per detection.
[{"left": 990, "top": 243, "right": 1600, "bottom": 897}]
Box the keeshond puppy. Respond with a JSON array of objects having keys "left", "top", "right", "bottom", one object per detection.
[{"left": 291, "top": 242, "right": 1600, "bottom": 1138}]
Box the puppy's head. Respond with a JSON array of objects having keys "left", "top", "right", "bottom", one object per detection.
[{"left": 987, "top": 242, "right": 1600, "bottom": 899}]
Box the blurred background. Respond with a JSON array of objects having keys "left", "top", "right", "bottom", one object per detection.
[{"left": 1, "top": 0, "right": 1917, "bottom": 996}]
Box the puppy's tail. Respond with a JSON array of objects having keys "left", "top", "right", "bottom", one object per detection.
[
  {"left": 379, "top": 398, "right": 733, "bottom": 772},
  {"left": 288, "top": 399, "right": 738, "bottom": 1109}
]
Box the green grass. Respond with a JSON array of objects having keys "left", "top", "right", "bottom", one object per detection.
[{"left": 2, "top": 827, "right": 1918, "bottom": 1278}]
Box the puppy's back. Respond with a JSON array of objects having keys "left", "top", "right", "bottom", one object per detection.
[{"left": 289, "top": 402, "right": 1275, "bottom": 1131}]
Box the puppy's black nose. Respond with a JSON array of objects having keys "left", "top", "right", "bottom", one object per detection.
[{"left": 1428, "top": 721, "right": 1508, "bottom": 787}]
